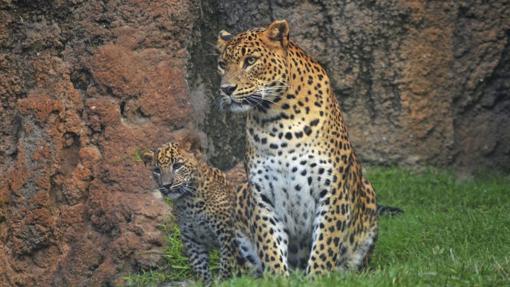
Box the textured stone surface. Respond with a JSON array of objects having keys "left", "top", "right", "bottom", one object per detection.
[
  {"left": 189, "top": 0, "right": 510, "bottom": 171},
  {"left": 0, "top": 0, "right": 200, "bottom": 286},
  {"left": 0, "top": 0, "right": 509, "bottom": 286}
]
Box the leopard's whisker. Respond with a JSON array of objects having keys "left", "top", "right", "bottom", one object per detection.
[{"left": 244, "top": 96, "right": 263, "bottom": 109}]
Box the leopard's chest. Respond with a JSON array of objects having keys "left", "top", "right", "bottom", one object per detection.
[{"left": 248, "top": 143, "right": 335, "bottom": 239}]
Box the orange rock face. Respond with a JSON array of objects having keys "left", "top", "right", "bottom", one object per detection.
[{"left": 0, "top": 1, "right": 200, "bottom": 286}]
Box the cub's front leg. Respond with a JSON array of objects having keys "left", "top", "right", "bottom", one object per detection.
[
  {"left": 213, "top": 219, "right": 237, "bottom": 280},
  {"left": 233, "top": 183, "right": 263, "bottom": 276},
  {"left": 181, "top": 233, "right": 212, "bottom": 284},
  {"left": 234, "top": 230, "right": 263, "bottom": 276}
]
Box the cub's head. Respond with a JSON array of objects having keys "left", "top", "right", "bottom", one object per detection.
[
  {"left": 216, "top": 20, "right": 290, "bottom": 112},
  {"left": 143, "top": 142, "right": 199, "bottom": 200}
]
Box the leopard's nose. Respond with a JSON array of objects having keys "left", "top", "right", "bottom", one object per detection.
[{"left": 220, "top": 84, "right": 237, "bottom": 96}]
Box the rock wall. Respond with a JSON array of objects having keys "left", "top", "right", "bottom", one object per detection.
[
  {"left": 0, "top": 0, "right": 202, "bottom": 286},
  {"left": 0, "top": 0, "right": 509, "bottom": 286},
  {"left": 190, "top": 0, "right": 510, "bottom": 170}
]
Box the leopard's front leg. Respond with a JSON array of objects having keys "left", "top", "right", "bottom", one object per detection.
[
  {"left": 214, "top": 222, "right": 236, "bottom": 280},
  {"left": 305, "top": 185, "right": 350, "bottom": 275},
  {"left": 250, "top": 184, "right": 290, "bottom": 275},
  {"left": 181, "top": 233, "right": 212, "bottom": 284}
]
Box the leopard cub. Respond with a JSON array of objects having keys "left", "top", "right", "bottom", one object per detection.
[{"left": 143, "top": 140, "right": 260, "bottom": 284}]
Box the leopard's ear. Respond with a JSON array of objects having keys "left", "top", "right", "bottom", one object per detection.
[
  {"left": 217, "top": 30, "right": 233, "bottom": 53},
  {"left": 142, "top": 149, "right": 156, "bottom": 167},
  {"left": 263, "top": 19, "right": 289, "bottom": 49}
]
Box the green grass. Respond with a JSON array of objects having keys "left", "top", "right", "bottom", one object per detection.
[{"left": 124, "top": 167, "right": 510, "bottom": 287}]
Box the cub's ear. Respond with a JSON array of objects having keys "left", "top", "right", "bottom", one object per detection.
[
  {"left": 263, "top": 19, "right": 289, "bottom": 48},
  {"left": 142, "top": 149, "right": 155, "bottom": 167},
  {"left": 181, "top": 131, "right": 204, "bottom": 154},
  {"left": 217, "top": 30, "right": 233, "bottom": 53}
]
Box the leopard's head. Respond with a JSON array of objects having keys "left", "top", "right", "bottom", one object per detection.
[
  {"left": 143, "top": 142, "right": 199, "bottom": 200},
  {"left": 216, "top": 20, "right": 290, "bottom": 112}
]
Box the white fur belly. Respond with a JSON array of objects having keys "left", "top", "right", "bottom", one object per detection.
[{"left": 250, "top": 152, "right": 333, "bottom": 267}]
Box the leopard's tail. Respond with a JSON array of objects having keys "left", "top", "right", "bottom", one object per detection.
[{"left": 376, "top": 204, "right": 404, "bottom": 216}]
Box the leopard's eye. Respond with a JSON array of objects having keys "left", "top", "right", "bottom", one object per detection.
[
  {"left": 153, "top": 167, "right": 161, "bottom": 175},
  {"left": 218, "top": 61, "right": 226, "bottom": 70},
  {"left": 244, "top": 56, "right": 256, "bottom": 68},
  {"left": 152, "top": 167, "right": 161, "bottom": 181},
  {"left": 173, "top": 162, "right": 184, "bottom": 170}
]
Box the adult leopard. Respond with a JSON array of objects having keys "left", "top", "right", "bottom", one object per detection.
[{"left": 216, "top": 20, "right": 380, "bottom": 275}]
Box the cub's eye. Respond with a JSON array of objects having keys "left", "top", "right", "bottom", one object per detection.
[
  {"left": 153, "top": 167, "right": 161, "bottom": 175},
  {"left": 173, "top": 162, "right": 184, "bottom": 170},
  {"left": 218, "top": 61, "right": 226, "bottom": 70},
  {"left": 244, "top": 56, "right": 256, "bottom": 68}
]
